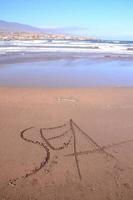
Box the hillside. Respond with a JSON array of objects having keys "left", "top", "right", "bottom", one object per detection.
[{"left": 0, "top": 19, "right": 44, "bottom": 33}]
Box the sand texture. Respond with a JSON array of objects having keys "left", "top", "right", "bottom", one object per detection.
[{"left": 1, "top": 87, "right": 133, "bottom": 200}]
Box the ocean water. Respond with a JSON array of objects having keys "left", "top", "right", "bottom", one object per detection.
[
  {"left": 0, "top": 39, "right": 133, "bottom": 87},
  {"left": 0, "top": 39, "right": 133, "bottom": 54},
  {"left": 0, "top": 58, "right": 133, "bottom": 87}
]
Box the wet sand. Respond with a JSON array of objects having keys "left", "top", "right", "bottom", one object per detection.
[
  {"left": 1, "top": 52, "right": 133, "bottom": 65},
  {"left": 0, "top": 58, "right": 133, "bottom": 88},
  {"left": 1, "top": 87, "right": 133, "bottom": 199}
]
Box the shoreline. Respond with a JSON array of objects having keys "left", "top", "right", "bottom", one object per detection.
[
  {"left": 0, "top": 56, "right": 133, "bottom": 88},
  {"left": 0, "top": 52, "right": 133, "bottom": 65}
]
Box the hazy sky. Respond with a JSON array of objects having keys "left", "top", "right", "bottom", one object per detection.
[{"left": 0, "top": 0, "right": 133, "bottom": 40}]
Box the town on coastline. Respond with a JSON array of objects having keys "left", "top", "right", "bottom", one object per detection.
[{"left": 0, "top": 31, "right": 96, "bottom": 41}]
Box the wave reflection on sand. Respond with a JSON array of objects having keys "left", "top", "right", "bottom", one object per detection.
[{"left": 0, "top": 55, "right": 133, "bottom": 87}]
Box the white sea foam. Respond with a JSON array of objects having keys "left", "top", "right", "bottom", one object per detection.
[{"left": 0, "top": 40, "right": 133, "bottom": 54}]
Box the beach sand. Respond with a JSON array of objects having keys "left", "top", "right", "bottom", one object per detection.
[{"left": 1, "top": 87, "right": 133, "bottom": 200}]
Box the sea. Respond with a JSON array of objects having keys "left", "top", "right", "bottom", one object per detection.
[
  {"left": 0, "top": 39, "right": 133, "bottom": 54},
  {"left": 0, "top": 39, "right": 133, "bottom": 87}
]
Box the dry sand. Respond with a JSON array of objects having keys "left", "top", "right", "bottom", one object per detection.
[{"left": 1, "top": 87, "right": 133, "bottom": 200}]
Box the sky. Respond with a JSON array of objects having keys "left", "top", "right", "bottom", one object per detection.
[{"left": 0, "top": 0, "right": 133, "bottom": 40}]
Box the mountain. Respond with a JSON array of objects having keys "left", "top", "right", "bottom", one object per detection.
[
  {"left": 0, "top": 20, "right": 88, "bottom": 35},
  {"left": 0, "top": 19, "right": 44, "bottom": 33}
]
